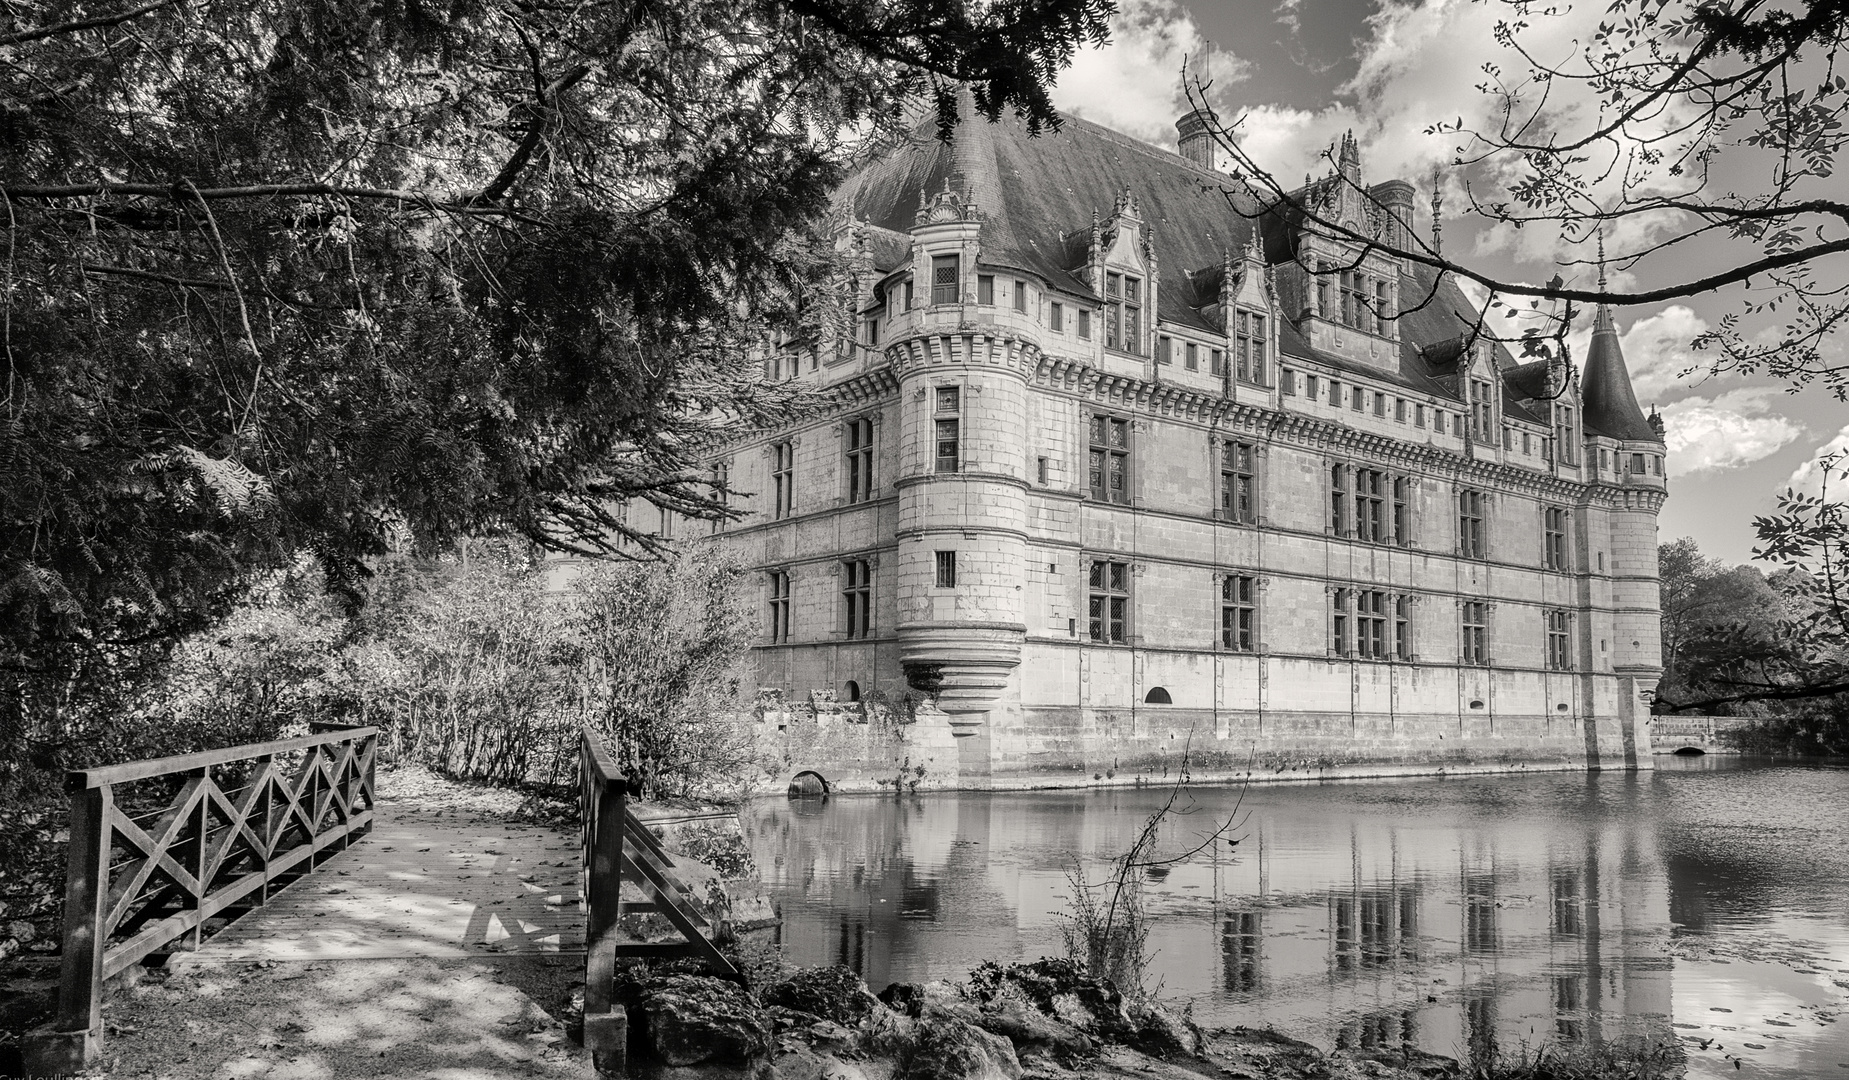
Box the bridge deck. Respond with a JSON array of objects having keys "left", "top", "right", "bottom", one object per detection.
[{"left": 190, "top": 796, "right": 586, "bottom": 961}]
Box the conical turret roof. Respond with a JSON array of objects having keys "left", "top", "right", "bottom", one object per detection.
[{"left": 1582, "top": 305, "right": 1659, "bottom": 442}]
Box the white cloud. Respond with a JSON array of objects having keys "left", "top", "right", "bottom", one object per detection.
[
  {"left": 1228, "top": 104, "right": 1360, "bottom": 184},
  {"left": 1051, "top": 0, "right": 1250, "bottom": 146},
  {"left": 1659, "top": 389, "right": 1804, "bottom": 477},
  {"left": 1786, "top": 425, "right": 1849, "bottom": 497}
]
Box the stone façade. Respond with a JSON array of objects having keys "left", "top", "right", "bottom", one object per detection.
[{"left": 704, "top": 102, "right": 1668, "bottom": 792}]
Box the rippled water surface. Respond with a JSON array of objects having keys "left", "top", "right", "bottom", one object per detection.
[{"left": 743, "top": 758, "right": 1849, "bottom": 1079}]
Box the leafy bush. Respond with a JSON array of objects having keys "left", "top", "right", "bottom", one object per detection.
[
  {"left": 574, "top": 550, "right": 760, "bottom": 801},
  {"left": 673, "top": 821, "right": 758, "bottom": 881}
]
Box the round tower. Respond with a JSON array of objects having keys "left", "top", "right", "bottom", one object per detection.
[
  {"left": 1581, "top": 302, "right": 1667, "bottom": 765},
  {"left": 888, "top": 186, "right": 1034, "bottom": 782}
]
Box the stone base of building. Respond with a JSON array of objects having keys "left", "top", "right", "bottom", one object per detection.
[{"left": 753, "top": 699, "right": 1653, "bottom": 797}]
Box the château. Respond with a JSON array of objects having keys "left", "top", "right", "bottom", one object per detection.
[{"left": 699, "top": 100, "right": 1667, "bottom": 787}]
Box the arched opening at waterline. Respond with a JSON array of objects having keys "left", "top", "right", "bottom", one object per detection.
[{"left": 789, "top": 770, "right": 830, "bottom": 797}]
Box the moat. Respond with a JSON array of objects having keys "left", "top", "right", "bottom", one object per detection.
[{"left": 744, "top": 757, "right": 1849, "bottom": 1079}]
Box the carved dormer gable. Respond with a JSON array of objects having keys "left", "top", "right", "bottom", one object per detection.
[
  {"left": 915, "top": 178, "right": 983, "bottom": 227},
  {"left": 1280, "top": 135, "right": 1405, "bottom": 374},
  {"left": 1087, "top": 187, "right": 1154, "bottom": 357}
]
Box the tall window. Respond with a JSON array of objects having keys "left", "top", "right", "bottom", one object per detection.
[
  {"left": 1392, "top": 477, "right": 1412, "bottom": 547},
  {"left": 1077, "top": 309, "right": 1092, "bottom": 340},
  {"left": 768, "top": 571, "right": 792, "bottom": 643},
  {"left": 1471, "top": 379, "right": 1494, "bottom": 441},
  {"left": 1088, "top": 560, "right": 1130, "bottom": 644},
  {"left": 1104, "top": 272, "right": 1142, "bottom": 353},
  {"left": 1222, "top": 575, "right": 1256, "bottom": 652},
  {"left": 1221, "top": 441, "right": 1255, "bottom": 524},
  {"left": 935, "top": 550, "right": 957, "bottom": 588},
  {"left": 1357, "top": 590, "right": 1388, "bottom": 659},
  {"left": 1185, "top": 342, "right": 1199, "bottom": 371},
  {"left": 1546, "top": 609, "right": 1572, "bottom": 670},
  {"left": 1395, "top": 596, "right": 1413, "bottom": 660},
  {"left": 771, "top": 441, "right": 794, "bottom": 519},
  {"left": 1544, "top": 507, "right": 1569, "bottom": 570},
  {"left": 1462, "top": 601, "right": 1489, "bottom": 665},
  {"left": 934, "top": 387, "right": 960, "bottom": 473},
  {"left": 1089, "top": 415, "right": 1131, "bottom": 504},
  {"left": 977, "top": 274, "right": 994, "bottom": 305},
  {"left": 1554, "top": 405, "right": 1576, "bottom": 465},
  {"left": 1458, "top": 489, "right": 1485, "bottom": 558},
  {"left": 1234, "top": 310, "right": 1267, "bottom": 382},
  {"left": 845, "top": 417, "right": 874, "bottom": 503},
  {"left": 1331, "top": 269, "right": 1389, "bottom": 333},
  {"left": 1332, "top": 587, "right": 1352, "bottom": 654},
  {"left": 1330, "top": 464, "right": 1350, "bottom": 535},
  {"left": 1354, "top": 468, "right": 1385, "bottom": 543},
  {"left": 843, "top": 560, "right": 872, "bottom": 639},
  {"left": 930, "top": 254, "right": 959, "bottom": 306},
  {"left": 1050, "top": 302, "right": 1064, "bottom": 332},
  {"left": 1012, "top": 280, "right": 1027, "bottom": 312}
]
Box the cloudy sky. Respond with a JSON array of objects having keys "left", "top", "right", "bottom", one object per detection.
[{"left": 1046, "top": 0, "right": 1847, "bottom": 567}]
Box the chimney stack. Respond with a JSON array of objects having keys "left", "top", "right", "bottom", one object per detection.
[{"left": 1176, "top": 108, "right": 1219, "bottom": 169}]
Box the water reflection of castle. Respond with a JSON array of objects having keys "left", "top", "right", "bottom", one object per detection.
[{"left": 747, "top": 785, "right": 1675, "bottom": 1065}]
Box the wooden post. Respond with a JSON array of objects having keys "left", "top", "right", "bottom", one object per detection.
[
  {"left": 24, "top": 781, "right": 112, "bottom": 1074},
  {"left": 190, "top": 766, "right": 209, "bottom": 948},
  {"left": 361, "top": 732, "right": 377, "bottom": 838},
  {"left": 581, "top": 737, "right": 627, "bottom": 1077},
  {"left": 257, "top": 756, "right": 274, "bottom": 906}
]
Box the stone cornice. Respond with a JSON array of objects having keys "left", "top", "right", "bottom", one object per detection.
[
  {"left": 703, "top": 355, "right": 1669, "bottom": 512},
  {"left": 887, "top": 326, "right": 1042, "bottom": 378}
]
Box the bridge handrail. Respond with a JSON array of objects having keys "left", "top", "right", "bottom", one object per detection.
[
  {"left": 580, "top": 726, "right": 627, "bottom": 1074},
  {"left": 578, "top": 726, "right": 740, "bottom": 1076},
  {"left": 29, "top": 724, "right": 378, "bottom": 1074}
]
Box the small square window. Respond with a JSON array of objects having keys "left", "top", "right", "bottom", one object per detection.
[{"left": 935, "top": 551, "right": 957, "bottom": 589}]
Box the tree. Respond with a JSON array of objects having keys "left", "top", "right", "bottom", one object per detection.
[
  {"left": 1188, "top": 0, "right": 1849, "bottom": 395},
  {"left": 573, "top": 548, "right": 760, "bottom": 800},
  {"left": 1654, "top": 461, "right": 1849, "bottom": 714},
  {"left": 0, "top": 0, "right": 1114, "bottom": 751}
]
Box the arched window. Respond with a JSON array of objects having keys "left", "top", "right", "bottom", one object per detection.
[
  {"left": 843, "top": 680, "right": 861, "bottom": 703},
  {"left": 1143, "top": 686, "right": 1172, "bottom": 705}
]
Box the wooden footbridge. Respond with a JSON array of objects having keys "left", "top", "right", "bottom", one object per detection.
[{"left": 23, "top": 724, "right": 734, "bottom": 1077}]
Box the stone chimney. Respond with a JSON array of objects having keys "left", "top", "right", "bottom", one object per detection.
[
  {"left": 1176, "top": 107, "right": 1218, "bottom": 169},
  {"left": 1369, "top": 180, "right": 1416, "bottom": 248}
]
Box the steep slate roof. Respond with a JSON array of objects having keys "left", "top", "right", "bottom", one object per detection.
[
  {"left": 833, "top": 110, "right": 1544, "bottom": 409},
  {"left": 1581, "top": 306, "right": 1659, "bottom": 441}
]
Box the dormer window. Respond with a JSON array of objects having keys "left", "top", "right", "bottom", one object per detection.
[
  {"left": 931, "top": 254, "right": 959, "bottom": 306},
  {"left": 1470, "top": 378, "right": 1494, "bottom": 441},
  {"left": 1554, "top": 405, "right": 1577, "bottom": 465},
  {"left": 1337, "top": 269, "right": 1390, "bottom": 333},
  {"left": 1105, "top": 272, "right": 1142, "bottom": 354},
  {"left": 1234, "top": 311, "right": 1267, "bottom": 383}
]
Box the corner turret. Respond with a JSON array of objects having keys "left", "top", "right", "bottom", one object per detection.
[{"left": 1581, "top": 304, "right": 1659, "bottom": 442}]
